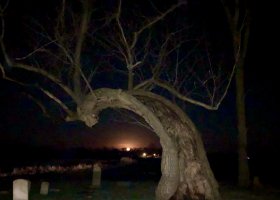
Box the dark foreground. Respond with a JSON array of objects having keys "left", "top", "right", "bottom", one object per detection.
[
  {"left": 0, "top": 164, "right": 280, "bottom": 200},
  {"left": 0, "top": 179, "right": 280, "bottom": 200}
]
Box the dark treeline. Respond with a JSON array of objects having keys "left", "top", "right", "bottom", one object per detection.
[
  {"left": 0, "top": 144, "right": 160, "bottom": 169},
  {"left": 1, "top": 143, "right": 279, "bottom": 186}
]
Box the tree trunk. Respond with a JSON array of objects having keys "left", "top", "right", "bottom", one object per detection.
[
  {"left": 135, "top": 92, "right": 220, "bottom": 200},
  {"left": 78, "top": 88, "right": 220, "bottom": 200},
  {"left": 235, "top": 64, "right": 250, "bottom": 187}
]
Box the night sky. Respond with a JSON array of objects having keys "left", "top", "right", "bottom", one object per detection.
[{"left": 0, "top": 0, "right": 279, "bottom": 155}]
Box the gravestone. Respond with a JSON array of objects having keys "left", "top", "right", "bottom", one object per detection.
[
  {"left": 91, "top": 163, "right": 101, "bottom": 188},
  {"left": 40, "top": 181, "right": 49, "bottom": 195},
  {"left": 13, "top": 179, "right": 29, "bottom": 200}
]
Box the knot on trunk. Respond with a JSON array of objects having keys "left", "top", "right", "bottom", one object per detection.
[{"left": 77, "top": 95, "right": 99, "bottom": 127}]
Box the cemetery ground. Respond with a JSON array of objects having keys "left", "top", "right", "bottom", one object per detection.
[
  {"left": 1, "top": 176, "right": 279, "bottom": 200},
  {"left": 1, "top": 154, "right": 280, "bottom": 199}
]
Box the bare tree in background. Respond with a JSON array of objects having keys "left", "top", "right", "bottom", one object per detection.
[
  {"left": 0, "top": 0, "right": 244, "bottom": 199},
  {"left": 221, "top": 0, "right": 251, "bottom": 187}
]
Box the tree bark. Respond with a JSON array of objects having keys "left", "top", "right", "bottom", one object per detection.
[
  {"left": 134, "top": 92, "right": 220, "bottom": 200},
  {"left": 78, "top": 88, "right": 220, "bottom": 200}
]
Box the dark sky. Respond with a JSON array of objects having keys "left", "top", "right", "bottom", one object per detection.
[{"left": 0, "top": 0, "right": 279, "bottom": 153}]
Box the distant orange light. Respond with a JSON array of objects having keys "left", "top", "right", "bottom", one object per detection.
[
  {"left": 126, "top": 147, "right": 131, "bottom": 151},
  {"left": 142, "top": 152, "right": 147, "bottom": 157}
]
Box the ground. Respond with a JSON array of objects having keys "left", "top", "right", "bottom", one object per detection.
[{"left": 0, "top": 170, "right": 280, "bottom": 200}]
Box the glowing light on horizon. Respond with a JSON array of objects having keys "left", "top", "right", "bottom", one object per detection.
[
  {"left": 126, "top": 147, "right": 131, "bottom": 151},
  {"left": 117, "top": 142, "right": 139, "bottom": 149}
]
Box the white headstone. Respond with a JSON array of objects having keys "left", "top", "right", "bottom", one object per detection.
[
  {"left": 40, "top": 181, "right": 49, "bottom": 195},
  {"left": 13, "top": 179, "right": 29, "bottom": 200},
  {"left": 91, "top": 163, "right": 101, "bottom": 188}
]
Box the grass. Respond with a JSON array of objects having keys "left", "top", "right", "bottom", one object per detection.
[
  {"left": 0, "top": 179, "right": 157, "bottom": 200},
  {"left": 1, "top": 177, "right": 280, "bottom": 200},
  {"left": 220, "top": 184, "right": 280, "bottom": 200},
  {"left": 1, "top": 164, "right": 280, "bottom": 200}
]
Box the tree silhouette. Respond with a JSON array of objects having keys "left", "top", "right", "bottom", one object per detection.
[{"left": 221, "top": 0, "right": 251, "bottom": 187}]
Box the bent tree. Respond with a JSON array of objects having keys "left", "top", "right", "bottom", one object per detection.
[{"left": 0, "top": 0, "right": 247, "bottom": 199}]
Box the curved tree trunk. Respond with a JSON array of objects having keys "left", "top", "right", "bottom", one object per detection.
[
  {"left": 134, "top": 92, "right": 220, "bottom": 200},
  {"left": 77, "top": 88, "right": 220, "bottom": 200}
]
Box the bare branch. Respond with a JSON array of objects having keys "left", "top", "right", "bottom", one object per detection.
[
  {"left": 38, "top": 86, "right": 75, "bottom": 119},
  {"left": 1, "top": 63, "right": 25, "bottom": 85},
  {"left": 115, "top": 0, "right": 131, "bottom": 66},
  {"left": 130, "top": 1, "right": 185, "bottom": 49},
  {"left": 22, "top": 19, "right": 75, "bottom": 64},
  {"left": 73, "top": 0, "right": 91, "bottom": 98},
  {"left": 0, "top": 0, "right": 10, "bottom": 13},
  {"left": 79, "top": 67, "right": 93, "bottom": 94},
  {"left": 24, "top": 93, "right": 50, "bottom": 118},
  {"left": 111, "top": 1, "right": 186, "bottom": 90},
  {"left": 1, "top": 63, "right": 76, "bottom": 119},
  {"left": 114, "top": 0, "right": 135, "bottom": 90},
  {"left": 15, "top": 40, "right": 58, "bottom": 61},
  {"left": 134, "top": 78, "right": 154, "bottom": 90},
  {"left": 11, "top": 62, "right": 78, "bottom": 102},
  {"left": 0, "top": 38, "right": 12, "bottom": 66}
]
